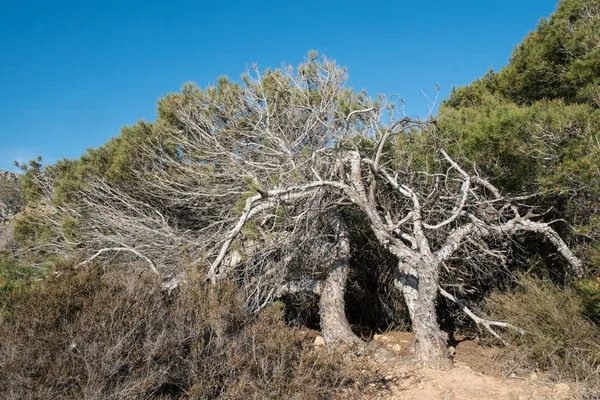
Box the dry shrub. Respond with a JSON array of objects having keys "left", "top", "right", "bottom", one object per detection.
[
  {"left": 0, "top": 265, "right": 375, "bottom": 399},
  {"left": 486, "top": 275, "right": 600, "bottom": 397}
]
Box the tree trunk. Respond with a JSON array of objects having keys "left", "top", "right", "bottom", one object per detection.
[
  {"left": 319, "top": 216, "right": 362, "bottom": 346},
  {"left": 319, "top": 258, "right": 361, "bottom": 345},
  {"left": 396, "top": 259, "right": 452, "bottom": 369}
]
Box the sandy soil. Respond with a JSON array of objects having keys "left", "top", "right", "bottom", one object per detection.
[{"left": 338, "top": 331, "right": 577, "bottom": 400}]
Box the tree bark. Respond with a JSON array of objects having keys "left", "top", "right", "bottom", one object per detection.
[
  {"left": 319, "top": 258, "right": 361, "bottom": 346},
  {"left": 396, "top": 258, "right": 452, "bottom": 369},
  {"left": 319, "top": 216, "right": 362, "bottom": 346}
]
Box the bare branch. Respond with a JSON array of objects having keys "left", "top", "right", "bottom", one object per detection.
[
  {"left": 77, "top": 247, "right": 160, "bottom": 276},
  {"left": 439, "top": 286, "right": 524, "bottom": 343},
  {"left": 437, "top": 218, "right": 584, "bottom": 276},
  {"left": 275, "top": 279, "right": 323, "bottom": 296},
  {"left": 423, "top": 149, "right": 470, "bottom": 230}
]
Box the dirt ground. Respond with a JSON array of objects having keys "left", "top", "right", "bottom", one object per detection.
[{"left": 338, "top": 331, "right": 579, "bottom": 400}]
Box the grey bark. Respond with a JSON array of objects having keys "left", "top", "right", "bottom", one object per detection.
[
  {"left": 319, "top": 215, "right": 361, "bottom": 346},
  {"left": 395, "top": 258, "right": 452, "bottom": 369},
  {"left": 319, "top": 255, "right": 361, "bottom": 345}
]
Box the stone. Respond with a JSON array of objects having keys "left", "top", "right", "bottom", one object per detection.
[
  {"left": 529, "top": 371, "right": 538, "bottom": 381},
  {"left": 313, "top": 335, "right": 325, "bottom": 346},
  {"left": 0, "top": 171, "right": 23, "bottom": 224}
]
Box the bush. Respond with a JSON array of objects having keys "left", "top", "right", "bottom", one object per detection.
[
  {"left": 0, "top": 265, "right": 375, "bottom": 399},
  {"left": 486, "top": 275, "right": 600, "bottom": 396},
  {"left": 0, "top": 252, "right": 52, "bottom": 316},
  {"left": 577, "top": 277, "right": 600, "bottom": 322}
]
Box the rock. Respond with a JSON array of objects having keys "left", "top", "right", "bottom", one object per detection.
[
  {"left": 373, "top": 334, "right": 387, "bottom": 343},
  {"left": 0, "top": 220, "right": 16, "bottom": 251},
  {"left": 0, "top": 171, "right": 23, "bottom": 224},
  {"left": 0, "top": 170, "right": 20, "bottom": 184},
  {"left": 392, "top": 344, "right": 402, "bottom": 352},
  {"left": 529, "top": 371, "right": 538, "bottom": 381},
  {"left": 313, "top": 335, "right": 325, "bottom": 346}
]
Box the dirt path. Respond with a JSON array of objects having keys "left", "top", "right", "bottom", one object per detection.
[
  {"left": 346, "top": 332, "right": 575, "bottom": 400},
  {"left": 372, "top": 361, "right": 572, "bottom": 400}
]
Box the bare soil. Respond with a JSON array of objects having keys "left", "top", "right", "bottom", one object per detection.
[{"left": 340, "top": 331, "right": 578, "bottom": 400}]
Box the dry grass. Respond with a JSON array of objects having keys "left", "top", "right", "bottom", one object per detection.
[
  {"left": 485, "top": 275, "right": 600, "bottom": 398},
  {"left": 0, "top": 265, "right": 376, "bottom": 399}
]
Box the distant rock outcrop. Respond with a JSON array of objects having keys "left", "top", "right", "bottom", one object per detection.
[
  {"left": 0, "top": 170, "right": 24, "bottom": 224},
  {"left": 0, "top": 170, "right": 20, "bottom": 183}
]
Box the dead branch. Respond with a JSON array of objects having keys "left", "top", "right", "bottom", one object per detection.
[
  {"left": 439, "top": 286, "right": 524, "bottom": 343},
  {"left": 77, "top": 246, "right": 160, "bottom": 276}
]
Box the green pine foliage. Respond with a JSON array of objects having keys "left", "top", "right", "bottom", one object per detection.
[
  {"left": 439, "top": 0, "right": 600, "bottom": 273},
  {"left": 446, "top": 0, "right": 600, "bottom": 108},
  {"left": 577, "top": 276, "right": 600, "bottom": 321}
]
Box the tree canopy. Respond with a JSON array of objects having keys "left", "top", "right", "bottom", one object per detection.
[{"left": 439, "top": 0, "right": 600, "bottom": 274}]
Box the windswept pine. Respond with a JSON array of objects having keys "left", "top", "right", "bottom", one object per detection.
[{"left": 2, "top": 0, "right": 600, "bottom": 398}]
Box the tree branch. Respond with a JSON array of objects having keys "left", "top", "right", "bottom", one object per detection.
[
  {"left": 437, "top": 218, "right": 585, "bottom": 277},
  {"left": 77, "top": 247, "right": 160, "bottom": 276},
  {"left": 275, "top": 279, "right": 323, "bottom": 296},
  {"left": 423, "top": 149, "right": 470, "bottom": 230},
  {"left": 439, "top": 286, "right": 524, "bottom": 343}
]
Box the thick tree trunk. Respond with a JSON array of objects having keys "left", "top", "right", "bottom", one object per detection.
[
  {"left": 396, "top": 259, "right": 452, "bottom": 369},
  {"left": 319, "top": 215, "right": 362, "bottom": 346},
  {"left": 319, "top": 259, "right": 361, "bottom": 345}
]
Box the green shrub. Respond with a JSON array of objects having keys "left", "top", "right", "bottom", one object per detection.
[
  {"left": 486, "top": 275, "right": 600, "bottom": 396},
  {"left": 0, "top": 265, "right": 375, "bottom": 399},
  {"left": 0, "top": 252, "right": 52, "bottom": 316},
  {"left": 577, "top": 276, "right": 600, "bottom": 322}
]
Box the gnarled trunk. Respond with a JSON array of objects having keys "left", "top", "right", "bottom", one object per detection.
[
  {"left": 319, "top": 215, "right": 361, "bottom": 346},
  {"left": 319, "top": 258, "right": 361, "bottom": 345},
  {"left": 396, "top": 259, "right": 451, "bottom": 369}
]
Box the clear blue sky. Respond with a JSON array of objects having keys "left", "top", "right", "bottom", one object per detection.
[{"left": 0, "top": 0, "right": 558, "bottom": 172}]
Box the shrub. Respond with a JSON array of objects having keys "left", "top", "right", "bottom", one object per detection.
[
  {"left": 0, "top": 265, "right": 375, "bottom": 399},
  {"left": 486, "top": 275, "right": 600, "bottom": 396},
  {"left": 0, "top": 252, "right": 52, "bottom": 316},
  {"left": 577, "top": 277, "right": 600, "bottom": 322}
]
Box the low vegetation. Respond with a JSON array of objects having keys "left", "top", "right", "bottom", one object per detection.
[
  {"left": 0, "top": 264, "right": 376, "bottom": 399},
  {"left": 486, "top": 275, "right": 600, "bottom": 397}
]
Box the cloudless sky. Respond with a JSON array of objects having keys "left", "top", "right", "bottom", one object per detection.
[{"left": 0, "top": 0, "right": 559, "bottom": 172}]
